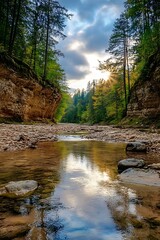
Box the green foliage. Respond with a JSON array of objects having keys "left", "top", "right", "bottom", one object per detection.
[
  {"left": 55, "top": 88, "right": 71, "bottom": 122},
  {"left": 62, "top": 79, "right": 125, "bottom": 124},
  {"left": 0, "top": 0, "right": 73, "bottom": 123},
  {"left": 137, "top": 22, "right": 160, "bottom": 61},
  {"left": 62, "top": 0, "right": 160, "bottom": 125},
  {"left": 61, "top": 1, "right": 160, "bottom": 125},
  {"left": 0, "top": 0, "right": 71, "bottom": 88},
  {"left": 61, "top": 104, "right": 77, "bottom": 123},
  {"left": 0, "top": 0, "right": 159, "bottom": 124},
  {"left": 97, "top": 0, "right": 160, "bottom": 124}
]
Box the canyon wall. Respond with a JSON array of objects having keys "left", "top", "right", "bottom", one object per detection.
[
  {"left": 0, "top": 53, "right": 61, "bottom": 122},
  {"left": 127, "top": 52, "right": 160, "bottom": 119}
]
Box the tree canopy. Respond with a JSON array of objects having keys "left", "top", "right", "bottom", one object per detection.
[
  {"left": 62, "top": 0, "right": 160, "bottom": 124},
  {"left": 0, "top": 0, "right": 159, "bottom": 123},
  {"left": 0, "top": 0, "right": 71, "bottom": 86}
]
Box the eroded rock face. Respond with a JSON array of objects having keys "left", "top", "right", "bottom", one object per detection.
[
  {"left": 0, "top": 58, "right": 61, "bottom": 121},
  {"left": 0, "top": 180, "right": 38, "bottom": 198},
  {"left": 127, "top": 52, "right": 160, "bottom": 118},
  {"left": 118, "top": 158, "right": 145, "bottom": 173}
]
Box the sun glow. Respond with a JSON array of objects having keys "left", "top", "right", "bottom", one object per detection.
[{"left": 67, "top": 52, "right": 110, "bottom": 90}]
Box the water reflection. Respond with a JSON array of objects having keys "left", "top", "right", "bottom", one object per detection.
[{"left": 0, "top": 138, "right": 160, "bottom": 239}]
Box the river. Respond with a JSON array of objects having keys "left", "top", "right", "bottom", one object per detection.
[{"left": 0, "top": 135, "right": 160, "bottom": 239}]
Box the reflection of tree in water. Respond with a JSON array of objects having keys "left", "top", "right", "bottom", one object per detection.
[
  {"left": 61, "top": 140, "right": 126, "bottom": 180},
  {"left": 37, "top": 198, "right": 66, "bottom": 240},
  {"left": 13, "top": 197, "right": 67, "bottom": 239},
  {"left": 1, "top": 139, "right": 160, "bottom": 239},
  {"left": 106, "top": 183, "right": 160, "bottom": 240}
]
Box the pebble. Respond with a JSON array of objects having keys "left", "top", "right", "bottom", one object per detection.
[{"left": 0, "top": 123, "right": 159, "bottom": 153}]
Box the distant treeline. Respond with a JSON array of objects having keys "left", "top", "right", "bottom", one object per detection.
[
  {"left": 62, "top": 0, "right": 160, "bottom": 124},
  {"left": 61, "top": 80, "right": 125, "bottom": 124}
]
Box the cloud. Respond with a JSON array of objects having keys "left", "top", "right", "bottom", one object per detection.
[
  {"left": 78, "top": 4, "right": 124, "bottom": 52},
  {"left": 58, "top": 0, "right": 124, "bottom": 89},
  {"left": 60, "top": 50, "right": 90, "bottom": 80},
  {"left": 60, "top": 0, "right": 124, "bottom": 22}
]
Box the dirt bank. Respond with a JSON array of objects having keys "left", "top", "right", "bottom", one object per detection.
[{"left": 0, "top": 123, "right": 160, "bottom": 153}]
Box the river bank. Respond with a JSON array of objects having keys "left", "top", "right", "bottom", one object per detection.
[{"left": 0, "top": 123, "right": 160, "bottom": 153}]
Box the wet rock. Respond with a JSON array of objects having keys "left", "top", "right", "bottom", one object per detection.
[
  {"left": 126, "top": 142, "right": 147, "bottom": 152},
  {"left": 144, "top": 218, "right": 160, "bottom": 228},
  {"left": 119, "top": 168, "right": 160, "bottom": 186},
  {"left": 0, "top": 123, "right": 160, "bottom": 153},
  {"left": 148, "top": 163, "right": 160, "bottom": 170},
  {"left": 0, "top": 180, "right": 38, "bottom": 198},
  {"left": 118, "top": 158, "right": 145, "bottom": 173},
  {"left": 131, "top": 218, "right": 143, "bottom": 228},
  {"left": 28, "top": 140, "right": 37, "bottom": 149},
  {"left": 3, "top": 146, "right": 8, "bottom": 151},
  {"left": 0, "top": 210, "right": 34, "bottom": 239},
  {"left": 156, "top": 203, "right": 160, "bottom": 209}
]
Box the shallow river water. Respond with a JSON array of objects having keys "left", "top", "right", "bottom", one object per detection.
[{"left": 0, "top": 135, "right": 160, "bottom": 240}]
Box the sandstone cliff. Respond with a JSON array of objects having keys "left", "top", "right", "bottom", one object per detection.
[
  {"left": 0, "top": 53, "right": 61, "bottom": 122},
  {"left": 127, "top": 52, "right": 160, "bottom": 120}
]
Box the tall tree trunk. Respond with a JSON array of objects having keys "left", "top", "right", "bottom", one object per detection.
[
  {"left": 8, "top": 0, "right": 22, "bottom": 55},
  {"left": 33, "top": 1, "right": 38, "bottom": 71},
  {"left": 33, "top": 24, "right": 38, "bottom": 71},
  {"left": 8, "top": 0, "right": 17, "bottom": 54},
  {"left": 115, "top": 89, "right": 118, "bottom": 119},
  {"left": 126, "top": 46, "right": 130, "bottom": 98},
  {"left": 123, "top": 37, "right": 127, "bottom": 113},
  {"left": 11, "top": 0, "right": 22, "bottom": 50},
  {"left": 43, "top": 0, "right": 50, "bottom": 81},
  {"left": 33, "top": 38, "right": 37, "bottom": 71},
  {"left": 3, "top": 0, "right": 10, "bottom": 48}
]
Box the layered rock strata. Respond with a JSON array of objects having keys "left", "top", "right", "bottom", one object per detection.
[
  {"left": 127, "top": 52, "right": 160, "bottom": 118},
  {"left": 0, "top": 53, "right": 61, "bottom": 121}
]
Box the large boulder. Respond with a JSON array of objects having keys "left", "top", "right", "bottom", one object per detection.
[
  {"left": 118, "top": 158, "right": 145, "bottom": 173},
  {"left": 0, "top": 180, "right": 38, "bottom": 198},
  {"left": 126, "top": 142, "right": 147, "bottom": 152},
  {"left": 119, "top": 168, "right": 160, "bottom": 187}
]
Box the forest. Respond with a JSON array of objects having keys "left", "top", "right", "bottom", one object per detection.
[
  {"left": 62, "top": 0, "right": 160, "bottom": 124},
  {"left": 0, "top": 0, "right": 71, "bottom": 108},
  {"left": 0, "top": 0, "right": 159, "bottom": 123}
]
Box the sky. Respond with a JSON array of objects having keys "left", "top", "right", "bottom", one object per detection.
[{"left": 58, "top": 0, "right": 124, "bottom": 90}]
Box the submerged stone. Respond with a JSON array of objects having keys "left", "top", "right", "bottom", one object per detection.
[
  {"left": 0, "top": 211, "right": 33, "bottom": 239},
  {"left": 0, "top": 224, "right": 30, "bottom": 239},
  {"left": 0, "top": 180, "right": 38, "bottom": 198}
]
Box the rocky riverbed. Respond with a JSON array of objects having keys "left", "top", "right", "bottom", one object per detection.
[{"left": 0, "top": 123, "right": 160, "bottom": 153}]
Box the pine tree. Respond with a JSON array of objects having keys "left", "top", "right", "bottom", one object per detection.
[{"left": 107, "top": 13, "right": 131, "bottom": 112}]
